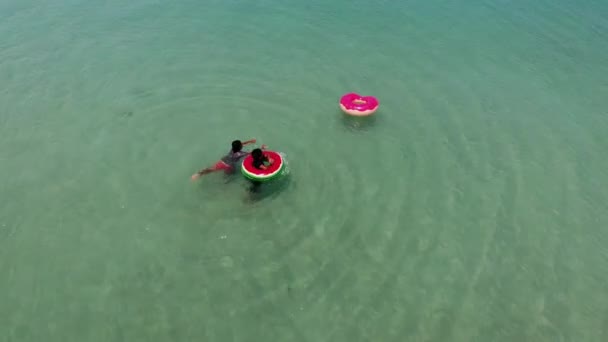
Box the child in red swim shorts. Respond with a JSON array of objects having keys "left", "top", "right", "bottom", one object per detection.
[{"left": 191, "top": 139, "right": 265, "bottom": 180}]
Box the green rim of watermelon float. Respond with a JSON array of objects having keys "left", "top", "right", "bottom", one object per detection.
[{"left": 241, "top": 150, "right": 285, "bottom": 182}]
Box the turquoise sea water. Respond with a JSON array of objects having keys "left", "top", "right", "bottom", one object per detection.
[{"left": 1, "top": 0, "right": 608, "bottom": 341}]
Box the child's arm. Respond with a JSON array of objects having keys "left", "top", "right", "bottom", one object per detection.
[
  {"left": 242, "top": 139, "right": 256, "bottom": 146},
  {"left": 258, "top": 157, "right": 272, "bottom": 170}
]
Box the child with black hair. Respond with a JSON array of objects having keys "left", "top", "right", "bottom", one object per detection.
[
  {"left": 248, "top": 148, "right": 275, "bottom": 192},
  {"left": 251, "top": 148, "right": 275, "bottom": 170},
  {"left": 191, "top": 139, "right": 265, "bottom": 180}
]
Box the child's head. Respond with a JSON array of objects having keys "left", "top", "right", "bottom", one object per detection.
[
  {"left": 231, "top": 140, "right": 243, "bottom": 153},
  {"left": 251, "top": 148, "right": 263, "bottom": 160}
]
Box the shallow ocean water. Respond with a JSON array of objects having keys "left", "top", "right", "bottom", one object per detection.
[{"left": 1, "top": 0, "right": 607, "bottom": 341}]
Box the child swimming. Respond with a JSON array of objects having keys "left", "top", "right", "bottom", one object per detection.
[{"left": 191, "top": 139, "right": 265, "bottom": 181}]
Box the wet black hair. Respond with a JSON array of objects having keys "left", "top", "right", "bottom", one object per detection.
[
  {"left": 251, "top": 148, "right": 263, "bottom": 160},
  {"left": 231, "top": 140, "right": 243, "bottom": 153}
]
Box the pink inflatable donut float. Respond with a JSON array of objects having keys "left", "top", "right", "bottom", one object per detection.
[{"left": 339, "top": 93, "right": 379, "bottom": 116}]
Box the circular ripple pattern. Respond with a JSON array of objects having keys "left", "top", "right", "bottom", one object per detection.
[{"left": 1, "top": 0, "right": 608, "bottom": 341}]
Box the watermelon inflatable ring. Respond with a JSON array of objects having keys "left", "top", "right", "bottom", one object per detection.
[{"left": 241, "top": 150, "right": 284, "bottom": 182}]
